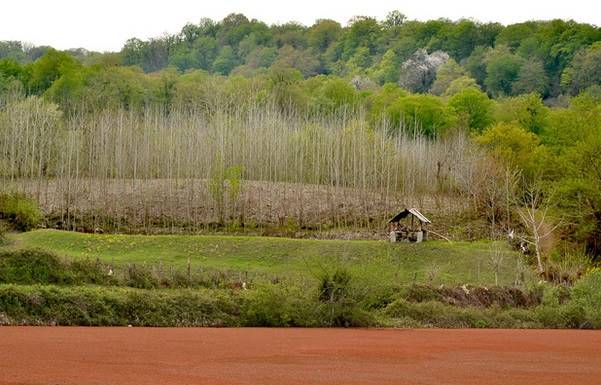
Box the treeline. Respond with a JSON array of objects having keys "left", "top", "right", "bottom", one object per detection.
[{"left": 2, "top": 12, "right": 601, "bottom": 99}]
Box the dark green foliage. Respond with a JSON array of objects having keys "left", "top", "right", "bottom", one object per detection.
[
  {"left": 317, "top": 269, "right": 371, "bottom": 327},
  {"left": 3, "top": 15, "right": 598, "bottom": 100},
  {"left": 562, "top": 43, "right": 601, "bottom": 95},
  {"left": 318, "top": 268, "right": 352, "bottom": 303},
  {"left": 485, "top": 50, "right": 524, "bottom": 97},
  {"left": 0, "top": 193, "right": 42, "bottom": 231},
  {"left": 0, "top": 285, "right": 242, "bottom": 326},
  {"left": 0, "top": 249, "right": 111, "bottom": 286},
  {"left": 0, "top": 265, "right": 598, "bottom": 328}
]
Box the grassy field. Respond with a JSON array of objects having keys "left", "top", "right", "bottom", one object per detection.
[{"left": 5, "top": 229, "right": 528, "bottom": 286}]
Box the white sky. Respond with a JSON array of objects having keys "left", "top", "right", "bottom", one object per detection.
[{"left": 1, "top": 0, "right": 600, "bottom": 52}]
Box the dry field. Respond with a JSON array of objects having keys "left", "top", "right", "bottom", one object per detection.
[{"left": 14, "top": 178, "right": 477, "bottom": 238}]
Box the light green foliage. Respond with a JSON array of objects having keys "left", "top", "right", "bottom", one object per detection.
[
  {"left": 539, "top": 92, "right": 601, "bottom": 254},
  {"left": 371, "top": 49, "right": 400, "bottom": 85},
  {"left": 366, "top": 83, "right": 406, "bottom": 124},
  {"left": 386, "top": 94, "right": 456, "bottom": 136},
  {"left": 26, "top": 49, "right": 81, "bottom": 94},
  {"left": 496, "top": 22, "right": 539, "bottom": 51},
  {"left": 307, "top": 76, "right": 358, "bottom": 113},
  {"left": 572, "top": 269, "right": 601, "bottom": 326},
  {"left": 448, "top": 87, "right": 494, "bottom": 132},
  {"left": 0, "top": 193, "right": 42, "bottom": 231},
  {"left": 0, "top": 59, "right": 26, "bottom": 91},
  {"left": 2, "top": 16, "right": 599, "bottom": 101},
  {"left": 430, "top": 59, "right": 465, "bottom": 95},
  {"left": 475, "top": 122, "right": 548, "bottom": 180},
  {"left": 208, "top": 159, "right": 244, "bottom": 224},
  {"left": 343, "top": 16, "right": 381, "bottom": 59},
  {"left": 346, "top": 47, "right": 371, "bottom": 73},
  {"left": 494, "top": 93, "right": 549, "bottom": 134},
  {"left": 443, "top": 76, "right": 480, "bottom": 96}
]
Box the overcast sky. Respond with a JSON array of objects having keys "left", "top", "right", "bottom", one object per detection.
[{"left": 1, "top": 0, "right": 600, "bottom": 52}]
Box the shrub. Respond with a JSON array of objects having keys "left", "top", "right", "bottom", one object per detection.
[
  {"left": 317, "top": 268, "right": 371, "bottom": 327},
  {"left": 534, "top": 303, "right": 587, "bottom": 328},
  {"left": 0, "top": 249, "right": 64, "bottom": 285},
  {"left": 0, "top": 284, "right": 242, "bottom": 326},
  {"left": 0, "top": 249, "right": 115, "bottom": 286},
  {"left": 404, "top": 285, "right": 443, "bottom": 303},
  {"left": 572, "top": 269, "right": 601, "bottom": 327},
  {"left": 241, "top": 283, "right": 319, "bottom": 326},
  {"left": 0, "top": 192, "right": 42, "bottom": 231},
  {"left": 123, "top": 264, "right": 159, "bottom": 289}
]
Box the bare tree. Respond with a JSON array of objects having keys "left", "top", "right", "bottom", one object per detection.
[{"left": 515, "top": 187, "right": 562, "bottom": 274}]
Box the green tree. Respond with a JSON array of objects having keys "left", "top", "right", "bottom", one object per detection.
[
  {"left": 512, "top": 58, "right": 549, "bottom": 96},
  {"left": 308, "top": 76, "right": 358, "bottom": 113},
  {"left": 494, "top": 93, "right": 549, "bottom": 134},
  {"left": 342, "top": 16, "right": 381, "bottom": 58},
  {"left": 383, "top": 10, "right": 407, "bottom": 28},
  {"left": 448, "top": 87, "right": 494, "bottom": 132},
  {"left": 212, "top": 45, "right": 238, "bottom": 75},
  {"left": 476, "top": 122, "right": 548, "bottom": 181},
  {"left": 484, "top": 48, "right": 524, "bottom": 97},
  {"left": 308, "top": 19, "right": 341, "bottom": 52},
  {"left": 562, "top": 43, "right": 601, "bottom": 95},
  {"left": 27, "top": 49, "right": 80, "bottom": 94},
  {"left": 366, "top": 83, "right": 406, "bottom": 124},
  {"left": 385, "top": 94, "right": 456, "bottom": 136},
  {"left": 272, "top": 46, "right": 320, "bottom": 78},
  {"left": 430, "top": 59, "right": 465, "bottom": 95},
  {"left": 443, "top": 76, "right": 480, "bottom": 96},
  {"left": 371, "top": 49, "right": 400, "bottom": 84},
  {"left": 464, "top": 45, "right": 489, "bottom": 86}
]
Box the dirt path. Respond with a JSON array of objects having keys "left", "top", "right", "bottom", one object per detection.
[{"left": 1, "top": 328, "right": 600, "bottom": 385}]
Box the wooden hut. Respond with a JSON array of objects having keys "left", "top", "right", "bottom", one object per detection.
[{"left": 388, "top": 208, "right": 431, "bottom": 243}]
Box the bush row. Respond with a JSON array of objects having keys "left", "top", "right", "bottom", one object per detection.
[
  {"left": 1, "top": 271, "right": 600, "bottom": 328},
  {"left": 0, "top": 249, "right": 262, "bottom": 289},
  {"left": 0, "top": 283, "right": 370, "bottom": 327}
]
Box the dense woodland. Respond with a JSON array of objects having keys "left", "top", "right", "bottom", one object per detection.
[{"left": 1, "top": 12, "right": 601, "bottom": 265}]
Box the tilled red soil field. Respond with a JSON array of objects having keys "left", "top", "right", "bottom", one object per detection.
[{"left": 1, "top": 327, "right": 600, "bottom": 385}]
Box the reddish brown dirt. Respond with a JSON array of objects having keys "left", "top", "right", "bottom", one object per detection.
[{"left": 1, "top": 328, "right": 600, "bottom": 385}]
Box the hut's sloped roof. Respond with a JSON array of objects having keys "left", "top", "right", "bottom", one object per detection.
[{"left": 389, "top": 208, "right": 431, "bottom": 224}]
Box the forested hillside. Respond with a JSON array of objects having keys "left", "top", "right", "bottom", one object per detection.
[
  {"left": 1, "top": 12, "right": 600, "bottom": 265},
  {"left": 2, "top": 12, "right": 600, "bottom": 98}
]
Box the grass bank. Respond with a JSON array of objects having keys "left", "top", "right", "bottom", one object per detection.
[
  {"left": 0, "top": 246, "right": 599, "bottom": 328},
  {"left": 6, "top": 229, "right": 529, "bottom": 286}
]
